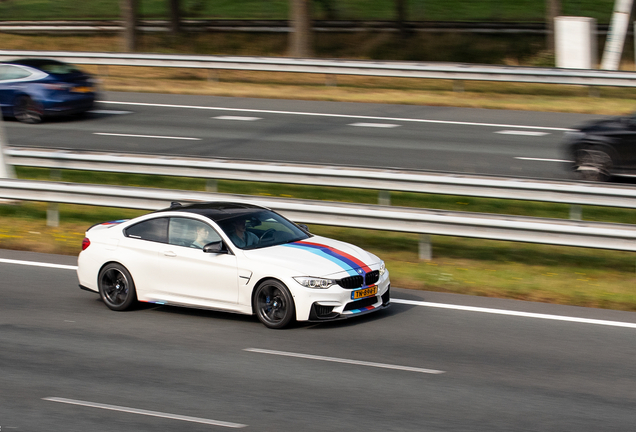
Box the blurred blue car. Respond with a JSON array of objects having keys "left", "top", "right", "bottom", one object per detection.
[{"left": 0, "top": 58, "right": 97, "bottom": 124}]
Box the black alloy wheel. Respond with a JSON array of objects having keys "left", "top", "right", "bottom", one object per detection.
[
  {"left": 254, "top": 280, "right": 295, "bottom": 329},
  {"left": 13, "top": 95, "right": 43, "bottom": 124},
  {"left": 574, "top": 149, "right": 612, "bottom": 182},
  {"left": 98, "top": 263, "right": 137, "bottom": 311}
]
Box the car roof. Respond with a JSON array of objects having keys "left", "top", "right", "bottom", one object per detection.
[
  {"left": 155, "top": 201, "right": 268, "bottom": 223},
  {"left": 6, "top": 58, "right": 65, "bottom": 68},
  {"left": 3, "top": 58, "right": 81, "bottom": 75}
]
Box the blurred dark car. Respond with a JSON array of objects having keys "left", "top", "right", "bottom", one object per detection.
[
  {"left": 0, "top": 58, "right": 97, "bottom": 124},
  {"left": 563, "top": 113, "right": 636, "bottom": 182}
]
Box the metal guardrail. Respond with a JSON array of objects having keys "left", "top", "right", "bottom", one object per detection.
[
  {"left": 1, "top": 49, "right": 636, "bottom": 87},
  {"left": 0, "top": 20, "right": 617, "bottom": 34},
  {"left": 2, "top": 177, "right": 636, "bottom": 253},
  {"left": 7, "top": 147, "right": 636, "bottom": 209}
]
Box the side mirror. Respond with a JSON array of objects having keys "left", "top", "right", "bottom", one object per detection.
[
  {"left": 297, "top": 223, "right": 310, "bottom": 233},
  {"left": 203, "top": 241, "right": 228, "bottom": 254}
]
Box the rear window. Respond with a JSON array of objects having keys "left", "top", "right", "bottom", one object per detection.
[
  {"left": 13, "top": 59, "right": 80, "bottom": 75},
  {"left": 0, "top": 65, "right": 32, "bottom": 81},
  {"left": 125, "top": 217, "right": 168, "bottom": 243}
]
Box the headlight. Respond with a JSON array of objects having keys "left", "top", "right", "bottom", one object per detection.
[
  {"left": 293, "top": 277, "right": 335, "bottom": 289},
  {"left": 379, "top": 261, "right": 386, "bottom": 276}
]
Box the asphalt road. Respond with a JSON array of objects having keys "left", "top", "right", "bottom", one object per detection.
[
  {"left": 2, "top": 249, "right": 636, "bottom": 432},
  {"left": 3, "top": 91, "right": 606, "bottom": 180}
]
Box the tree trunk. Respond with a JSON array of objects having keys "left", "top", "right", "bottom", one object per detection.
[
  {"left": 121, "top": 0, "right": 138, "bottom": 52},
  {"left": 289, "top": 0, "right": 312, "bottom": 58},
  {"left": 169, "top": 0, "right": 180, "bottom": 35},
  {"left": 546, "top": 0, "right": 562, "bottom": 53},
  {"left": 395, "top": 0, "right": 408, "bottom": 37}
]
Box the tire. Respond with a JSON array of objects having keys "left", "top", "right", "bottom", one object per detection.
[
  {"left": 574, "top": 149, "right": 612, "bottom": 182},
  {"left": 254, "top": 280, "right": 296, "bottom": 329},
  {"left": 98, "top": 263, "right": 137, "bottom": 311},
  {"left": 13, "top": 95, "right": 43, "bottom": 124}
]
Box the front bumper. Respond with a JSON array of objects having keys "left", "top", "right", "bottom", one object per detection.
[{"left": 307, "top": 284, "right": 391, "bottom": 322}]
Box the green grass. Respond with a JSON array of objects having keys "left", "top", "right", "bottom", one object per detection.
[
  {"left": 0, "top": 0, "right": 618, "bottom": 22},
  {"left": 6, "top": 167, "right": 636, "bottom": 311}
]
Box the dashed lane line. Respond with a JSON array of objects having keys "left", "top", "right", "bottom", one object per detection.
[
  {"left": 43, "top": 397, "right": 247, "bottom": 428},
  {"left": 244, "top": 348, "right": 445, "bottom": 374},
  {"left": 495, "top": 130, "right": 550, "bottom": 136},
  {"left": 93, "top": 132, "right": 201, "bottom": 141}
]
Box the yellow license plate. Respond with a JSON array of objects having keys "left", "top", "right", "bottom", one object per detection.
[
  {"left": 72, "top": 86, "right": 93, "bottom": 93},
  {"left": 352, "top": 286, "right": 377, "bottom": 300}
]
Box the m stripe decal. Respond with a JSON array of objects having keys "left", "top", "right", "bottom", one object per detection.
[{"left": 284, "top": 241, "right": 371, "bottom": 275}]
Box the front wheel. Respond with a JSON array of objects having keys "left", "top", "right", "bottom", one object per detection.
[
  {"left": 574, "top": 149, "right": 612, "bottom": 182},
  {"left": 254, "top": 280, "right": 295, "bottom": 329},
  {"left": 98, "top": 263, "right": 137, "bottom": 311}
]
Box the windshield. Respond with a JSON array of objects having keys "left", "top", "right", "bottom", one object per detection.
[{"left": 218, "top": 210, "right": 310, "bottom": 250}]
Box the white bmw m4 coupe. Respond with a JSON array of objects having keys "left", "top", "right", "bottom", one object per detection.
[{"left": 77, "top": 201, "right": 390, "bottom": 328}]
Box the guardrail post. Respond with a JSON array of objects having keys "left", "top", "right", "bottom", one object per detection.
[
  {"left": 325, "top": 74, "right": 337, "bottom": 87},
  {"left": 453, "top": 80, "right": 464, "bottom": 92},
  {"left": 419, "top": 234, "right": 432, "bottom": 261},
  {"left": 47, "top": 204, "right": 60, "bottom": 227},
  {"left": 206, "top": 179, "right": 218, "bottom": 192},
  {"left": 46, "top": 169, "right": 61, "bottom": 227},
  {"left": 569, "top": 204, "right": 582, "bottom": 220},
  {"left": 207, "top": 70, "right": 219, "bottom": 82},
  {"left": 0, "top": 115, "right": 15, "bottom": 179},
  {"left": 378, "top": 191, "right": 391, "bottom": 206}
]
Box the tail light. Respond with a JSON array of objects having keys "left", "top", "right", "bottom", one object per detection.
[{"left": 82, "top": 237, "right": 91, "bottom": 251}]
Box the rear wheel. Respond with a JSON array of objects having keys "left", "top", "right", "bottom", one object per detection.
[
  {"left": 254, "top": 280, "right": 295, "bottom": 329},
  {"left": 13, "top": 95, "right": 43, "bottom": 124},
  {"left": 574, "top": 149, "right": 612, "bottom": 182},
  {"left": 98, "top": 263, "right": 137, "bottom": 311}
]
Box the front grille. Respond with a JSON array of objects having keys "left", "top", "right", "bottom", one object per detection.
[
  {"left": 365, "top": 270, "right": 380, "bottom": 286},
  {"left": 343, "top": 296, "right": 377, "bottom": 311},
  {"left": 338, "top": 275, "right": 363, "bottom": 289}
]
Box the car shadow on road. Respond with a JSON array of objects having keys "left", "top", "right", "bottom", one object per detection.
[{"left": 130, "top": 299, "right": 414, "bottom": 330}]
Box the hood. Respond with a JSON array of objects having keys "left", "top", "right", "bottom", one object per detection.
[
  {"left": 243, "top": 235, "right": 382, "bottom": 278},
  {"left": 578, "top": 116, "right": 631, "bottom": 133}
]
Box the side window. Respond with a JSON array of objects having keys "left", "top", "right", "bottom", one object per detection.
[
  {"left": 169, "top": 218, "right": 221, "bottom": 249},
  {"left": 125, "top": 217, "right": 168, "bottom": 243},
  {"left": 0, "top": 65, "right": 32, "bottom": 81}
]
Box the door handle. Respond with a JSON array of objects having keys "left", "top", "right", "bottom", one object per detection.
[{"left": 163, "top": 251, "right": 177, "bottom": 257}]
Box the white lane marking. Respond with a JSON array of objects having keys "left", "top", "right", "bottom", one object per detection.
[
  {"left": 43, "top": 397, "right": 247, "bottom": 428},
  {"left": 348, "top": 122, "right": 400, "bottom": 128},
  {"left": 244, "top": 348, "right": 445, "bottom": 374},
  {"left": 213, "top": 115, "right": 261, "bottom": 121},
  {"left": 99, "top": 100, "right": 572, "bottom": 131},
  {"left": 5, "top": 257, "right": 636, "bottom": 330},
  {"left": 393, "top": 299, "right": 636, "bottom": 329},
  {"left": 89, "top": 110, "right": 133, "bottom": 115},
  {"left": 93, "top": 132, "right": 201, "bottom": 141},
  {"left": 0, "top": 258, "right": 77, "bottom": 270},
  {"left": 496, "top": 130, "right": 549, "bottom": 136},
  {"left": 515, "top": 157, "right": 572, "bottom": 163}
]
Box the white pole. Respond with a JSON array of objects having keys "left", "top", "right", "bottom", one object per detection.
[
  {"left": 601, "top": 0, "right": 634, "bottom": 70},
  {"left": 0, "top": 114, "right": 15, "bottom": 178}
]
